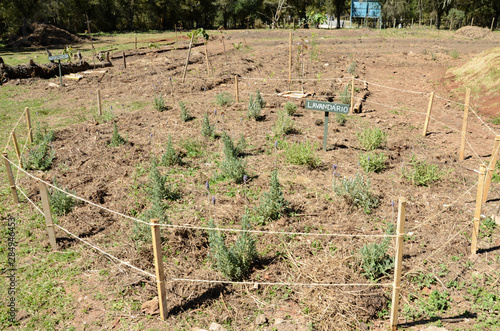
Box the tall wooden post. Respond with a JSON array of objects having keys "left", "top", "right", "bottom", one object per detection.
[
  {"left": 39, "top": 181, "right": 57, "bottom": 250},
  {"left": 2, "top": 153, "right": 19, "bottom": 204},
  {"left": 97, "top": 89, "right": 102, "bottom": 116},
  {"left": 11, "top": 131, "right": 22, "bottom": 168},
  {"left": 235, "top": 75, "right": 239, "bottom": 103},
  {"left": 182, "top": 33, "right": 195, "bottom": 83},
  {"left": 459, "top": 88, "right": 471, "bottom": 161},
  {"left": 122, "top": 52, "right": 127, "bottom": 69},
  {"left": 135, "top": 36, "right": 137, "bottom": 49},
  {"left": 151, "top": 219, "right": 168, "bottom": 320},
  {"left": 222, "top": 39, "right": 228, "bottom": 65},
  {"left": 471, "top": 164, "right": 486, "bottom": 255},
  {"left": 422, "top": 92, "right": 434, "bottom": 137},
  {"left": 491, "top": 17, "right": 496, "bottom": 31},
  {"left": 288, "top": 31, "right": 292, "bottom": 89},
  {"left": 205, "top": 43, "right": 211, "bottom": 75},
  {"left": 25, "top": 107, "right": 33, "bottom": 143},
  {"left": 390, "top": 197, "right": 406, "bottom": 331},
  {"left": 350, "top": 77, "right": 355, "bottom": 114},
  {"left": 482, "top": 135, "right": 500, "bottom": 203}
]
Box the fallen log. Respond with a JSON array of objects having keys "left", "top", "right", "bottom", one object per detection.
[{"left": 0, "top": 58, "right": 112, "bottom": 84}]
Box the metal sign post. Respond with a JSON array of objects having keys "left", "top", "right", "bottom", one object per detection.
[
  {"left": 305, "top": 100, "right": 349, "bottom": 151},
  {"left": 48, "top": 53, "right": 70, "bottom": 87}
]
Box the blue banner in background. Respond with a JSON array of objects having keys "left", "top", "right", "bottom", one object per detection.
[{"left": 351, "top": 0, "right": 381, "bottom": 19}]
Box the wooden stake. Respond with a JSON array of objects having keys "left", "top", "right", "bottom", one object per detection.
[
  {"left": 135, "top": 36, "right": 137, "bottom": 49},
  {"left": 390, "top": 197, "right": 406, "bottom": 331},
  {"left": 25, "top": 107, "right": 33, "bottom": 143},
  {"left": 97, "top": 89, "right": 102, "bottom": 116},
  {"left": 492, "top": 17, "right": 496, "bottom": 31},
  {"left": 205, "top": 43, "right": 211, "bottom": 76},
  {"left": 11, "top": 131, "right": 22, "bottom": 168},
  {"left": 2, "top": 153, "right": 19, "bottom": 204},
  {"left": 350, "top": 77, "right": 355, "bottom": 114},
  {"left": 39, "top": 181, "right": 57, "bottom": 250},
  {"left": 122, "top": 51, "right": 126, "bottom": 69},
  {"left": 471, "top": 164, "right": 486, "bottom": 255},
  {"left": 150, "top": 219, "right": 168, "bottom": 320},
  {"left": 422, "top": 92, "right": 434, "bottom": 137},
  {"left": 288, "top": 31, "right": 292, "bottom": 89},
  {"left": 222, "top": 39, "right": 228, "bottom": 65},
  {"left": 235, "top": 75, "right": 239, "bottom": 103},
  {"left": 182, "top": 33, "right": 195, "bottom": 83},
  {"left": 459, "top": 88, "right": 471, "bottom": 161},
  {"left": 483, "top": 135, "right": 500, "bottom": 203}
]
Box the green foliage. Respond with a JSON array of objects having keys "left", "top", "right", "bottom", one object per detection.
[
  {"left": 333, "top": 173, "right": 379, "bottom": 214},
  {"left": 255, "top": 89, "right": 265, "bottom": 108},
  {"left": 491, "top": 116, "right": 500, "bottom": 125},
  {"left": 283, "top": 140, "right": 320, "bottom": 167},
  {"left": 359, "top": 152, "right": 387, "bottom": 173},
  {"left": 306, "top": 11, "right": 327, "bottom": 27},
  {"left": 109, "top": 122, "right": 126, "bottom": 147},
  {"left": 335, "top": 113, "right": 347, "bottom": 126},
  {"left": 187, "top": 28, "right": 209, "bottom": 43},
  {"left": 356, "top": 127, "right": 387, "bottom": 151},
  {"left": 222, "top": 132, "right": 243, "bottom": 158},
  {"left": 419, "top": 290, "right": 450, "bottom": 317},
  {"left": 236, "top": 134, "right": 247, "bottom": 154},
  {"left": 201, "top": 113, "right": 215, "bottom": 138},
  {"left": 215, "top": 92, "right": 233, "bottom": 106},
  {"left": 410, "top": 272, "right": 437, "bottom": 290},
  {"left": 347, "top": 61, "right": 357, "bottom": 75},
  {"left": 32, "top": 122, "right": 55, "bottom": 144},
  {"left": 256, "top": 170, "right": 288, "bottom": 223},
  {"left": 179, "top": 101, "right": 192, "bottom": 122},
  {"left": 23, "top": 138, "right": 55, "bottom": 171},
  {"left": 247, "top": 93, "right": 261, "bottom": 120},
  {"left": 153, "top": 94, "right": 166, "bottom": 112},
  {"left": 94, "top": 108, "right": 116, "bottom": 124},
  {"left": 182, "top": 138, "right": 204, "bottom": 158},
  {"left": 479, "top": 217, "right": 497, "bottom": 240},
  {"left": 492, "top": 161, "right": 500, "bottom": 183},
  {"left": 402, "top": 155, "right": 441, "bottom": 186},
  {"left": 49, "top": 179, "right": 76, "bottom": 216},
  {"left": 340, "top": 84, "right": 351, "bottom": 105},
  {"left": 220, "top": 151, "right": 246, "bottom": 184},
  {"left": 358, "top": 224, "right": 394, "bottom": 281},
  {"left": 450, "top": 49, "right": 460, "bottom": 59},
  {"left": 283, "top": 101, "right": 297, "bottom": 116},
  {"left": 161, "top": 135, "right": 180, "bottom": 166},
  {"left": 273, "top": 110, "right": 296, "bottom": 137},
  {"left": 208, "top": 215, "right": 258, "bottom": 281},
  {"left": 148, "top": 158, "right": 178, "bottom": 202}
]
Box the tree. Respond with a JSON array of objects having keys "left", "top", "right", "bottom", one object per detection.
[{"left": 326, "top": 0, "right": 348, "bottom": 28}]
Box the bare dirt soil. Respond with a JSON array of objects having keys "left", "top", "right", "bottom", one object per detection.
[
  {"left": 6, "top": 23, "right": 85, "bottom": 48},
  {"left": 5, "top": 28, "right": 500, "bottom": 330}
]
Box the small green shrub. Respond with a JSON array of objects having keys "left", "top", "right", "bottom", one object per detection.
[
  {"left": 256, "top": 169, "right": 288, "bottom": 223},
  {"left": 284, "top": 140, "right": 320, "bottom": 167},
  {"left": 356, "top": 127, "right": 387, "bottom": 151},
  {"left": 201, "top": 113, "right": 215, "bottom": 138},
  {"left": 340, "top": 84, "right": 351, "bottom": 105},
  {"left": 255, "top": 89, "right": 265, "bottom": 108},
  {"left": 161, "top": 135, "right": 180, "bottom": 166},
  {"left": 335, "top": 113, "right": 347, "bottom": 126},
  {"left": 148, "top": 158, "right": 179, "bottom": 202},
  {"left": 179, "top": 101, "right": 192, "bottom": 122},
  {"left": 215, "top": 92, "right": 233, "bottom": 106},
  {"left": 450, "top": 49, "right": 460, "bottom": 59},
  {"left": 247, "top": 94, "right": 262, "bottom": 120},
  {"left": 220, "top": 153, "right": 246, "bottom": 184},
  {"left": 222, "top": 132, "right": 240, "bottom": 158},
  {"left": 208, "top": 214, "right": 258, "bottom": 281},
  {"left": 153, "top": 94, "right": 167, "bottom": 111},
  {"left": 359, "top": 152, "right": 387, "bottom": 173},
  {"left": 273, "top": 110, "right": 296, "bottom": 137},
  {"left": 236, "top": 134, "right": 247, "bottom": 155},
  {"left": 491, "top": 116, "right": 500, "bottom": 125},
  {"left": 358, "top": 224, "right": 394, "bottom": 281},
  {"left": 420, "top": 290, "right": 450, "bottom": 317},
  {"left": 109, "top": 122, "right": 126, "bottom": 147},
  {"left": 347, "top": 61, "right": 357, "bottom": 75},
  {"left": 402, "top": 155, "right": 441, "bottom": 186},
  {"left": 49, "top": 179, "right": 76, "bottom": 216},
  {"left": 23, "top": 139, "right": 55, "bottom": 171},
  {"left": 32, "top": 122, "right": 55, "bottom": 144},
  {"left": 284, "top": 101, "right": 297, "bottom": 116},
  {"left": 333, "top": 173, "right": 379, "bottom": 214},
  {"left": 93, "top": 108, "right": 115, "bottom": 124}
]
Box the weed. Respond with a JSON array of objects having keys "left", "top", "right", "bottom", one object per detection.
[
  {"left": 359, "top": 152, "right": 387, "bottom": 173},
  {"left": 153, "top": 94, "right": 167, "bottom": 112},
  {"left": 182, "top": 138, "right": 204, "bottom": 158},
  {"left": 93, "top": 108, "right": 115, "bottom": 124},
  {"left": 215, "top": 92, "right": 233, "bottom": 106},
  {"left": 273, "top": 110, "right": 296, "bottom": 137},
  {"left": 410, "top": 272, "right": 436, "bottom": 289},
  {"left": 402, "top": 155, "right": 441, "bottom": 186},
  {"left": 340, "top": 84, "right": 351, "bottom": 105},
  {"left": 49, "top": 179, "right": 76, "bottom": 216},
  {"left": 201, "top": 113, "right": 215, "bottom": 138},
  {"left": 179, "top": 101, "right": 192, "bottom": 122},
  {"left": 431, "top": 52, "right": 437, "bottom": 61},
  {"left": 356, "top": 127, "right": 387, "bottom": 151},
  {"left": 492, "top": 161, "right": 499, "bottom": 183},
  {"left": 335, "top": 113, "right": 347, "bottom": 126},
  {"left": 284, "top": 140, "right": 320, "bottom": 168},
  {"left": 256, "top": 169, "right": 288, "bottom": 223},
  {"left": 247, "top": 94, "right": 262, "bottom": 120},
  {"left": 161, "top": 135, "right": 181, "bottom": 166},
  {"left": 420, "top": 290, "right": 450, "bottom": 317},
  {"left": 109, "top": 122, "right": 126, "bottom": 147},
  {"left": 284, "top": 101, "right": 297, "bottom": 116},
  {"left": 208, "top": 214, "right": 258, "bottom": 281},
  {"left": 333, "top": 173, "right": 379, "bottom": 214},
  {"left": 491, "top": 116, "right": 500, "bottom": 125},
  {"left": 479, "top": 217, "right": 497, "bottom": 240},
  {"left": 358, "top": 224, "right": 394, "bottom": 281},
  {"left": 23, "top": 138, "right": 55, "bottom": 171},
  {"left": 450, "top": 49, "right": 460, "bottom": 59}
]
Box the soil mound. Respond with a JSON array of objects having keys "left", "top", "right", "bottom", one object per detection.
[
  {"left": 455, "top": 26, "right": 494, "bottom": 39},
  {"left": 7, "top": 23, "right": 84, "bottom": 48}
]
